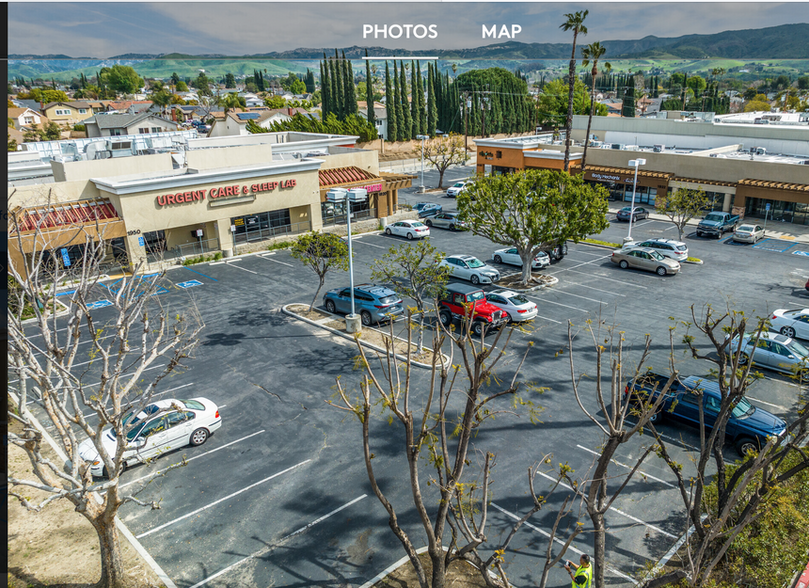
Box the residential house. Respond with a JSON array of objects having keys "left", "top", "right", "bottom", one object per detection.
[
  {"left": 11, "top": 98, "right": 43, "bottom": 112},
  {"left": 82, "top": 112, "right": 179, "bottom": 137},
  {"left": 8, "top": 107, "right": 49, "bottom": 130},
  {"left": 41, "top": 101, "right": 95, "bottom": 125},
  {"left": 357, "top": 101, "right": 387, "bottom": 140},
  {"left": 238, "top": 92, "right": 263, "bottom": 107},
  {"left": 207, "top": 109, "right": 293, "bottom": 137}
]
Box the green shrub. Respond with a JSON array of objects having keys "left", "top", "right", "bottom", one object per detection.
[{"left": 266, "top": 241, "right": 292, "bottom": 252}]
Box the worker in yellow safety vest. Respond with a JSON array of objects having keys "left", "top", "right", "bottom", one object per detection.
[{"left": 565, "top": 554, "right": 593, "bottom": 588}]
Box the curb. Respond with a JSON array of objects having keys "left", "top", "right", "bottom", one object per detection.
[
  {"left": 7, "top": 390, "right": 177, "bottom": 588},
  {"left": 282, "top": 304, "right": 449, "bottom": 370},
  {"left": 683, "top": 259, "right": 704, "bottom": 265},
  {"left": 497, "top": 274, "right": 560, "bottom": 293}
]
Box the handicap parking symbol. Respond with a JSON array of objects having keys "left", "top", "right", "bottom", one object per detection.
[
  {"left": 87, "top": 299, "right": 113, "bottom": 310},
  {"left": 176, "top": 279, "right": 203, "bottom": 289},
  {"left": 792, "top": 250, "right": 809, "bottom": 257}
]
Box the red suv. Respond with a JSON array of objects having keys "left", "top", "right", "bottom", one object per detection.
[{"left": 437, "top": 283, "right": 507, "bottom": 336}]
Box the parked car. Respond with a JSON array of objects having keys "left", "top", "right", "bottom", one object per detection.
[
  {"left": 491, "top": 247, "right": 550, "bottom": 270},
  {"left": 732, "top": 224, "right": 765, "bottom": 244},
  {"left": 439, "top": 254, "right": 501, "bottom": 285},
  {"left": 731, "top": 332, "right": 809, "bottom": 381},
  {"left": 446, "top": 181, "right": 469, "bottom": 198},
  {"left": 623, "top": 239, "right": 688, "bottom": 262},
  {"left": 323, "top": 284, "right": 404, "bottom": 326},
  {"left": 437, "top": 283, "right": 507, "bottom": 336},
  {"left": 384, "top": 220, "right": 430, "bottom": 240},
  {"left": 414, "top": 202, "right": 442, "bottom": 218},
  {"left": 697, "top": 211, "right": 739, "bottom": 238},
  {"left": 77, "top": 398, "right": 222, "bottom": 478},
  {"left": 626, "top": 372, "right": 786, "bottom": 456},
  {"left": 485, "top": 289, "right": 538, "bottom": 323},
  {"left": 610, "top": 247, "right": 680, "bottom": 276},
  {"left": 425, "top": 212, "right": 468, "bottom": 231},
  {"left": 615, "top": 206, "right": 649, "bottom": 222},
  {"left": 543, "top": 242, "right": 569, "bottom": 263},
  {"left": 770, "top": 308, "right": 809, "bottom": 340}
]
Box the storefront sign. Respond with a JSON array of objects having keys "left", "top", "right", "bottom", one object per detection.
[
  {"left": 590, "top": 173, "right": 623, "bottom": 182},
  {"left": 358, "top": 183, "right": 383, "bottom": 193},
  {"left": 156, "top": 179, "right": 298, "bottom": 208}
]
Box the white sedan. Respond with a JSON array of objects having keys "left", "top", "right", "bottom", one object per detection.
[
  {"left": 78, "top": 397, "right": 222, "bottom": 477},
  {"left": 770, "top": 308, "right": 809, "bottom": 340},
  {"left": 446, "top": 181, "right": 469, "bottom": 197},
  {"left": 384, "top": 220, "right": 430, "bottom": 240},
  {"left": 485, "top": 290, "right": 538, "bottom": 322},
  {"left": 733, "top": 224, "right": 765, "bottom": 244},
  {"left": 491, "top": 247, "right": 550, "bottom": 270},
  {"left": 439, "top": 255, "right": 501, "bottom": 285}
]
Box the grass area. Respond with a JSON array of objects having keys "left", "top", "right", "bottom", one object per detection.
[
  {"left": 266, "top": 240, "right": 293, "bottom": 252},
  {"left": 582, "top": 238, "right": 621, "bottom": 248},
  {"left": 182, "top": 251, "right": 223, "bottom": 265}
]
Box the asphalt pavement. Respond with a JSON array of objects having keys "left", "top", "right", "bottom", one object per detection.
[{"left": 16, "top": 163, "right": 809, "bottom": 588}]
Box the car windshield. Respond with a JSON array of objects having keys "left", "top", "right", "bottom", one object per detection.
[
  {"left": 705, "top": 213, "right": 723, "bottom": 221},
  {"left": 468, "top": 291, "right": 485, "bottom": 302},
  {"left": 507, "top": 294, "right": 530, "bottom": 305},
  {"left": 650, "top": 250, "right": 665, "bottom": 260},
  {"left": 675, "top": 244, "right": 687, "bottom": 251},
  {"left": 411, "top": 222, "right": 425, "bottom": 228},
  {"left": 453, "top": 182, "right": 465, "bottom": 187},
  {"left": 466, "top": 258, "right": 485, "bottom": 268},
  {"left": 621, "top": 207, "right": 632, "bottom": 212},
  {"left": 731, "top": 397, "right": 754, "bottom": 418},
  {"left": 788, "top": 339, "right": 809, "bottom": 356}
]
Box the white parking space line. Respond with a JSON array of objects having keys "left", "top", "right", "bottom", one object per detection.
[
  {"left": 625, "top": 420, "right": 700, "bottom": 452},
  {"left": 535, "top": 471, "right": 677, "bottom": 539},
  {"left": 187, "top": 494, "right": 368, "bottom": 588},
  {"left": 565, "top": 283, "right": 626, "bottom": 297},
  {"left": 258, "top": 255, "right": 294, "bottom": 267},
  {"left": 570, "top": 250, "right": 610, "bottom": 257},
  {"left": 662, "top": 225, "right": 678, "bottom": 231},
  {"left": 225, "top": 263, "right": 258, "bottom": 274},
  {"left": 528, "top": 297, "right": 589, "bottom": 312},
  {"left": 548, "top": 254, "right": 612, "bottom": 275},
  {"left": 135, "top": 459, "right": 311, "bottom": 539},
  {"left": 632, "top": 219, "right": 658, "bottom": 228},
  {"left": 119, "top": 429, "right": 267, "bottom": 490},
  {"left": 80, "top": 382, "right": 196, "bottom": 420},
  {"left": 553, "top": 291, "right": 609, "bottom": 305},
  {"left": 491, "top": 503, "right": 639, "bottom": 584},
  {"left": 576, "top": 445, "right": 675, "bottom": 488},
  {"left": 746, "top": 396, "right": 788, "bottom": 411},
  {"left": 535, "top": 314, "right": 563, "bottom": 324},
  {"left": 351, "top": 239, "right": 386, "bottom": 249},
  {"left": 564, "top": 269, "right": 649, "bottom": 289},
  {"left": 29, "top": 364, "right": 168, "bottom": 407}
]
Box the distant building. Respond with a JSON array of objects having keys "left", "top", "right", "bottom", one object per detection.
[{"left": 83, "top": 113, "right": 179, "bottom": 137}]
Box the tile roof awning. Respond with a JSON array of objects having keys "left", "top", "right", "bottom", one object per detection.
[
  {"left": 737, "top": 178, "right": 809, "bottom": 193},
  {"left": 586, "top": 165, "right": 674, "bottom": 180},
  {"left": 11, "top": 199, "right": 121, "bottom": 234},
  {"left": 319, "top": 166, "right": 378, "bottom": 187},
  {"left": 671, "top": 177, "right": 737, "bottom": 187}
]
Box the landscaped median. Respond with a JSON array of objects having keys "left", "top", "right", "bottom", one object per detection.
[
  {"left": 581, "top": 238, "right": 704, "bottom": 264},
  {"left": 282, "top": 304, "right": 450, "bottom": 369}
]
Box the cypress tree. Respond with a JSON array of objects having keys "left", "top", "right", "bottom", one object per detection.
[
  {"left": 385, "top": 61, "right": 397, "bottom": 142},
  {"left": 365, "top": 49, "right": 375, "bottom": 128},
  {"left": 400, "top": 62, "right": 412, "bottom": 140},
  {"left": 393, "top": 61, "right": 405, "bottom": 142},
  {"left": 622, "top": 74, "right": 636, "bottom": 117},
  {"left": 427, "top": 63, "right": 437, "bottom": 136},
  {"left": 416, "top": 61, "right": 427, "bottom": 134},
  {"left": 330, "top": 55, "right": 343, "bottom": 118},
  {"left": 343, "top": 51, "right": 358, "bottom": 116},
  {"left": 410, "top": 61, "right": 419, "bottom": 136},
  {"left": 320, "top": 59, "right": 330, "bottom": 118}
]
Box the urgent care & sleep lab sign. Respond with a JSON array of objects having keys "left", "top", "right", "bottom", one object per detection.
[{"left": 156, "top": 179, "right": 297, "bottom": 207}]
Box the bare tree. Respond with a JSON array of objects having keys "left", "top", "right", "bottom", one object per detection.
[
  {"left": 332, "top": 312, "right": 546, "bottom": 588},
  {"left": 423, "top": 132, "right": 470, "bottom": 189},
  {"left": 7, "top": 215, "right": 202, "bottom": 588},
  {"left": 565, "top": 318, "right": 675, "bottom": 588},
  {"left": 647, "top": 305, "right": 809, "bottom": 587}
]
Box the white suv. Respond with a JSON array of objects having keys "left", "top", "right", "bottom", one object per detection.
[
  {"left": 624, "top": 238, "right": 688, "bottom": 261},
  {"left": 446, "top": 181, "right": 469, "bottom": 198}
]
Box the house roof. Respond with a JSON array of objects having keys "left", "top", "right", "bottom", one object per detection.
[
  {"left": 85, "top": 112, "right": 177, "bottom": 130},
  {"left": 106, "top": 100, "right": 153, "bottom": 111},
  {"left": 43, "top": 101, "right": 92, "bottom": 110},
  {"left": 13, "top": 99, "right": 42, "bottom": 111},
  {"left": 8, "top": 107, "right": 41, "bottom": 118}
]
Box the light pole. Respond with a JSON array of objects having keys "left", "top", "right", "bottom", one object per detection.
[
  {"left": 625, "top": 158, "right": 646, "bottom": 244},
  {"left": 326, "top": 187, "right": 368, "bottom": 333},
  {"left": 416, "top": 134, "right": 428, "bottom": 193}
]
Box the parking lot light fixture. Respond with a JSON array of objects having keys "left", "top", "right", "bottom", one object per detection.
[
  {"left": 327, "top": 187, "right": 368, "bottom": 333},
  {"left": 416, "top": 135, "right": 429, "bottom": 193},
  {"left": 625, "top": 158, "right": 646, "bottom": 244}
]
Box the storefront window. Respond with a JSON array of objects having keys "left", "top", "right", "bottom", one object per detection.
[
  {"left": 745, "top": 198, "right": 799, "bottom": 224},
  {"left": 231, "top": 208, "right": 303, "bottom": 244},
  {"left": 321, "top": 199, "right": 373, "bottom": 227}
]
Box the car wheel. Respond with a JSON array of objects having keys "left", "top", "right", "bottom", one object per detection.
[
  {"left": 619, "top": 260, "right": 629, "bottom": 269},
  {"left": 739, "top": 352, "right": 750, "bottom": 366},
  {"left": 472, "top": 321, "right": 486, "bottom": 336},
  {"left": 385, "top": 228, "right": 392, "bottom": 235},
  {"left": 494, "top": 255, "right": 503, "bottom": 264},
  {"left": 325, "top": 300, "right": 336, "bottom": 313},
  {"left": 360, "top": 310, "right": 372, "bottom": 326},
  {"left": 190, "top": 428, "right": 209, "bottom": 447},
  {"left": 407, "top": 232, "right": 414, "bottom": 240},
  {"left": 449, "top": 224, "right": 456, "bottom": 232},
  {"left": 426, "top": 219, "right": 433, "bottom": 227},
  {"left": 735, "top": 437, "right": 759, "bottom": 456},
  {"left": 696, "top": 231, "right": 703, "bottom": 238},
  {"left": 101, "top": 465, "right": 108, "bottom": 479},
  {"left": 780, "top": 326, "right": 796, "bottom": 339},
  {"left": 505, "top": 313, "right": 514, "bottom": 324},
  {"left": 470, "top": 274, "right": 480, "bottom": 285},
  {"left": 649, "top": 410, "right": 664, "bottom": 424},
  {"left": 656, "top": 266, "right": 668, "bottom": 276},
  {"left": 439, "top": 310, "right": 452, "bottom": 326}
]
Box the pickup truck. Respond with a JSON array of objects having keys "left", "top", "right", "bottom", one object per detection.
[
  {"left": 696, "top": 212, "right": 740, "bottom": 238},
  {"left": 626, "top": 372, "right": 786, "bottom": 456}
]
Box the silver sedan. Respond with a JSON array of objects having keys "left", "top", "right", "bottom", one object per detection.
[
  {"left": 492, "top": 247, "right": 550, "bottom": 270},
  {"left": 732, "top": 332, "right": 809, "bottom": 381},
  {"left": 733, "top": 224, "right": 765, "bottom": 244},
  {"left": 425, "top": 212, "right": 468, "bottom": 231}
]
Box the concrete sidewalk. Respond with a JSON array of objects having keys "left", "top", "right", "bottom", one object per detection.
[{"left": 607, "top": 204, "right": 809, "bottom": 245}]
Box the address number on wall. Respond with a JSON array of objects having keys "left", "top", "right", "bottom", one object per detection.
[{"left": 127, "top": 229, "right": 141, "bottom": 236}]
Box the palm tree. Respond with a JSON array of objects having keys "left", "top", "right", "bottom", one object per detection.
[
  {"left": 580, "top": 41, "right": 610, "bottom": 173},
  {"left": 220, "top": 92, "right": 245, "bottom": 117},
  {"left": 560, "top": 10, "right": 588, "bottom": 172}
]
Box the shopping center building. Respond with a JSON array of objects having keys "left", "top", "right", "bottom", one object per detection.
[
  {"left": 475, "top": 114, "right": 809, "bottom": 223},
  {"left": 8, "top": 131, "right": 414, "bottom": 271}
]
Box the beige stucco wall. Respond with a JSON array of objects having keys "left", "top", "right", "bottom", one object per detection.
[
  {"left": 317, "top": 148, "right": 380, "bottom": 176},
  {"left": 185, "top": 144, "right": 275, "bottom": 170},
  {"left": 9, "top": 179, "right": 102, "bottom": 209},
  {"left": 51, "top": 153, "right": 174, "bottom": 182}
]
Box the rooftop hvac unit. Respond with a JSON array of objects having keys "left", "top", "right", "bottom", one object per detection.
[
  {"left": 611, "top": 143, "right": 624, "bottom": 150},
  {"left": 653, "top": 144, "right": 665, "bottom": 153},
  {"left": 107, "top": 140, "right": 134, "bottom": 158}
]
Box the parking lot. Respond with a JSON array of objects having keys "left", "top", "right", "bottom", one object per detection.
[{"left": 19, "top": 165, "right": 809, "bottom": 588}]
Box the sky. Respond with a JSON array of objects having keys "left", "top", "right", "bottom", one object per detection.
[{"left": 8, "top": 2, "right": 809, "bottom": 58}]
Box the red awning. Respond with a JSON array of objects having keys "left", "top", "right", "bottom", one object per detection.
[
  {"left": 12, "top": 200, "right": 121, "bottom": 234},
  {"left": 318, "top": 166, "right": 378, "bottom": 188}
]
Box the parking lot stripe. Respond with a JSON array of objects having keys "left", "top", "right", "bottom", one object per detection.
[
  {"left": 576, "top": 445, "right": 675, "bottom": 488},
  {"left": 225, "top": 263, "right": 258, "bottom": 274},
  {"left": 258, "top": 255, "right": 294, "bottom": 267},
  {"left": 491, "top": 503, "right": 639, "bottom": 583},
  {"left": 564, "top": 269, "right": 648, "bottom": 289},
  {"left": 565, "top": 283, "right": 626, "bottom": 297},
  {"left": 548, "top": 254, "right": 612, "bottom": 275},
  {"left": 552, "top": 290, "right": 609, "bottom": 305},
  {"left": 135, "top": 459, "right": 311, "bottom": 539},
  {"left": 528, "top": 297, "right": 589, "bottom": 312},
  {"left": 535, "top": 314, "right": 563, "bottom": 324},
  {"left": 182, "top": 266, "right": 218, "bottom": 282},
  {"left": 746, "top": 396, "right": 788, "bottom": 411},
  {"left": 187, "top": 494, "right": 368, "bottom": 588},
  {"left": 624, "top": 420, "right": 700, "bottom": 452},
  {"left": 119, "top": 429, "right": 267, "bottom": 490},
  {"left": 535, "top": 471, "right": 677, "bottom": 539},
  {"left": 351, "top": 239, "right": 386, "bottom": 249}
]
